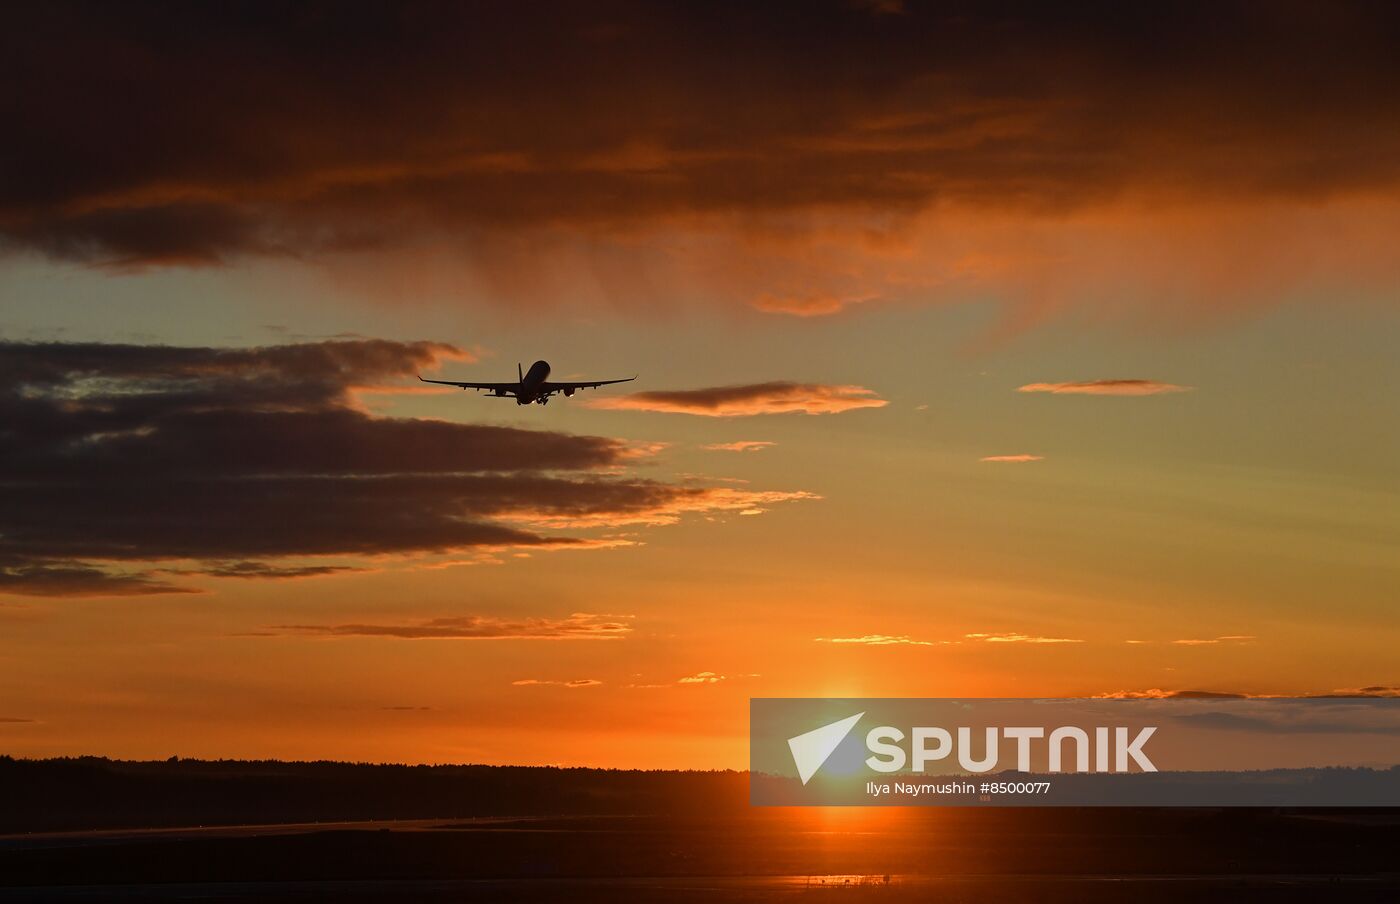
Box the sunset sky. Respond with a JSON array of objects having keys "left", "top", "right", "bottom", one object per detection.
[{"left": 2, "top": 1, "right": 1397, "bottom": 768}]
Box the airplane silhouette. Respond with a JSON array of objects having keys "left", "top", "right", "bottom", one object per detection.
[{"left": 419, "top": 360, "right": 635, "bottom": 406}]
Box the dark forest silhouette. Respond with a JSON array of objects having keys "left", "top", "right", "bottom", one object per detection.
[
  {"left": 2, "top": 757, "right": 1396, "bottom": 901},
  {"left": 0, "top": 756, "right": 748, "bottom": 833}
]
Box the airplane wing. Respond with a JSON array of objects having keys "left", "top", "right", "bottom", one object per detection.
[
  {"left": 540, "top": 376, "right": 637, "bottom": 393},
  {"left": 418, "top": 376, "right": 519, "bottom": 393}
]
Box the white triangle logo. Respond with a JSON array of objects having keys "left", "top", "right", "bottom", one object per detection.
[{"left": 787, "top": 712, "right": 864, "bottom": 785}]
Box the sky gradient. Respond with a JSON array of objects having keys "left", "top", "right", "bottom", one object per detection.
[{"left": 1, "top": 1, "right": 1397, "bottom": 768}]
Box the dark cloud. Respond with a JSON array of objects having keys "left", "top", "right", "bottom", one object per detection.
[
  {"left": 269, "top": 613, "right": 632, "bottom": 640},
  {"left": 4, "top": 2, "right": 1400, "bottom": 266},
  {"left": 0, "top": 340, "right": 811, "bottom": 596},
  {"left": 1317, "top": 686, "right": 1400, "bottom": 699},
  {"left": 589, "top": 382, "right": 887, "bottom": 416},
  {"left": 178, "top": 562, "right": 371, "bottom": 580},
  {"left": 0, "top": 559, "right": 197, "bottom": 598}
]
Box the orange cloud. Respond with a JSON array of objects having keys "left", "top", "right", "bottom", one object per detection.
[
  {"left": 1172, "top": 635, "right": 1257, "bottom": 645},
  {"left": 588, "top": 383, "right": 887, "bottom": 417},
  {"left": 966, "top": 632, "right": 1083, "bottom": 644},
  {"left": 1093, "top": 689, "right": 1250, "bottom": 699},
  {"left": 676, "top": 671, "right": 759, "bottom": 685},
  {"left": 751, "top": 292, "right": 877, "bottom": 317},
  {"left": 616, "top": 440, "right": 672, "bottom": 460},
  {"left": 979, "top": 454, "right": 1044, "bottom": 463},
  {"left": 814, "top": 634, "right": 942, "bottom": 646},
  {"left": 499, "top": 486, "right": 819, "bottom": 529},
  {"left": 1017, "top": 380, "right": 1191, "bottom": 396},
  {"left": 677, "top": 671, "right": 725, "bottom": 684},
  {"left": 702, "top": 441, "right": 776, "bottom": 452},
  {"left": 512, "top": 678, "right": 603, "bottom": 688}
]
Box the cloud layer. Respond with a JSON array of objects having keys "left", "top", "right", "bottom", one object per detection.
[
  {"left": 814, "top": 634, "right": 938, "bottom": 646},
  {"left": 7, "top": 2, "right": 1400, "bottom": 270},
  {"left": 702, "top": 441, "right": 776, "bottom": 452},
  {"left": 1097, "top": 685, "right": 1400, "bottom": 699},
  {"left": 0, "top": 340, "right": 812, "bottom": 596},
  {"left": 5, "top": 4, "right": 1395, "bottom": 331},
  {"left": 513, "top": 678, "right": 603, "bottom": 687},
  {"left": 675, "top": 670, "right": 758, "bottom": 685},
  {"left": 589, "top": 383, "right": 887, "bottom": 417},
  {"left": 267, "top": 613, "right": 631, "bottom": 641},
  {"left": 1017, "top": 380, "right": 1191, "bottom": 396},
  {"left": 965, "top": 632, "right": 1083, "bottom": 644}
]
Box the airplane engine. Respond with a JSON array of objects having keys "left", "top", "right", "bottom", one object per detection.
[{"left": 564, "top": 388, "right": 576, "bottom": 397}]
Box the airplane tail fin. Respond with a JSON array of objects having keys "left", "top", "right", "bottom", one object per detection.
[{"left": 518, "top": 362, "right": 523, "bottom": 382}]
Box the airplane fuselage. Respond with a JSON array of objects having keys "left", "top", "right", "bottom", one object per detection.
[
  {"left": 418, "top": 358, "right": 632, "bottom": 405},
  {"left": 515, "top": 360, "right": 551, "bottom": 404}
]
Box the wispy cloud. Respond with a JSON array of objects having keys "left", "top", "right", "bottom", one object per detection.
[
  {"left": 263, "top": 612, "right": 633, "bottom": 641},
  {"left": 676, "top": 670, "right": 759, "bottom": 684},
  {"left": 1325, "top": 686, "right": 1400, "bottom": 698},
  {"left": 0, "top": 717, "right": 36, "bottom": 724},
  {"left": 678, "top": 671, "right": 725, "bottom": 684},
  {"left": 814, "top": 634, "right": 942, "bottom": 646},
  {"left": 966, "top": 632, "right": 1083, "bottom": 644},
  {"left": 1017, "top": 380, "right": 1191, "bottom": 396},
  {"left": 979, "top": 454, "right": 1044, "bottom": 463},
  {"left": 751, "top": 292, "right": 877, "bottom": 317},
  {"left": 498, "top": 487, "right": 819, "bottom": 529},
  {"left": 1096, "top": 685, "right": 1400, "bottom": 699},
  {"left": 588, "top": 382, "right": 887, "bottom": 417},
  {"left": 0, "top": 563, "right": 198, "bottom": 598},
  {"left": 1172, "top": 635, "right": 1256, "bottom": 646},
  {"left": 512, "top": 678, "right": 603, "bottom": 688},
  {"left": 1093, "top": 689, "right": 1249, "bottom": 699},
  {"left": 170, "top": 561, "right": 372, "bottom": 580},
  {"left": 702, "top": 441, "right": 776, "bottom": 452}
]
